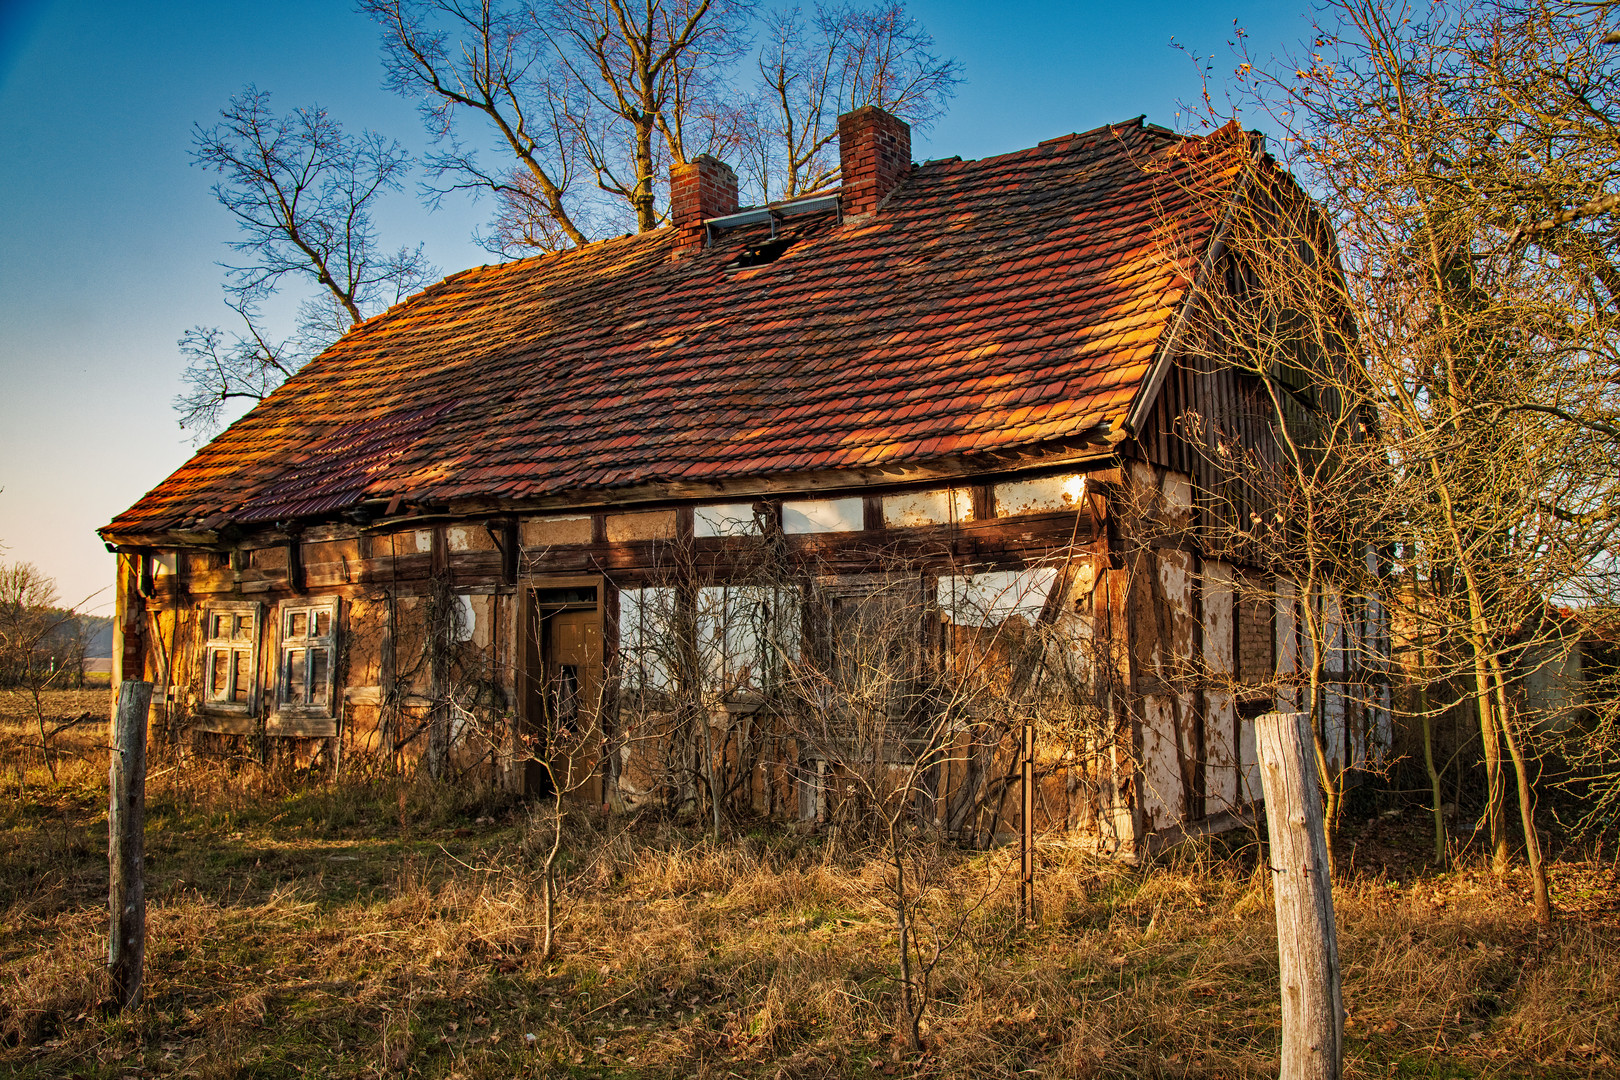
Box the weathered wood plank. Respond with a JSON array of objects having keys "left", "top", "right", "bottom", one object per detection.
[
  {"left": 266, "top": 715, "right": 339, "bottom": 738},
  {"left": 109, "top": 680, "right": 152, "bottom": 1010}
]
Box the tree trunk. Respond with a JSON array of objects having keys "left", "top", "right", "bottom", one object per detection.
[
  {"left": 1419, "top": 680, "right": 1446, "bottom": 866},
  {"left": 1019, "top": 720, "right": 1036, "bottom": 928},
  {"left": 634, "top": 120, "right": 657, "bottom": 232},
  {"left": 35, "top": 674, "right": 58, "bottom": 783},
  {"left": 890, "top": 820, "right": 922, "bottom": 1052},
  {"left": 1487, "top": 660, "right": 1552, "bottom": 925},
  {"left": 1256, "top": 710, "right": 1343, "bottom": 1080},
  {"left": 1413, "top": 611, "right": 1446, "bottom": 866},
  {"left": 536, "top": 791, "right": 564, "bottom": 962},
  {"left": 1474, "top": 660, "right": 1510, "bottom": 873},
  {"left": 109, "top": 680, "right": 152, "bottom": 1011},
  {"left": 1311, "top": 726, "right": 1337, "bottom": 874}
]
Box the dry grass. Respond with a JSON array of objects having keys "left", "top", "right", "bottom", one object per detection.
[{"left": 2, "top": 691, "right": 1618, "bottom": 1079}]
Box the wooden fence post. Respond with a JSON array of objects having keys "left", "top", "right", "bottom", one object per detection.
[
  {"left": 1018, "top": 718, "right": 1036, "bottom": 928},
  {"left": 1255, "top": 710, "right": 1343, "bottom": 1080},
  {"left": 109, "top": 680, "right": 152, "bottom": 1010}
]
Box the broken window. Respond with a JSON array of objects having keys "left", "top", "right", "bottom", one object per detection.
[
  {"left": 696, "top": 585, "right": 801, "bottom": 702},
  {"left": 937, "top": 567, "right": 1059, "bottom": 627},
  {"left": 783, "top": 497, "right": 862, "bottom": 534},
  {"left": 452, "top": 594, "right": 478, "bottom": 644},
  {"left": 617, "top": 586, "right": 678, "bottom": 698},
  {"left": 278, "top": 597, "right": 338, "bottom": 714},
  {"left": 694, "top": 503, "right": 766, "bottom": 537},
  {"left": 936, "top": 565, "right": 1096, "bottom": 709},
  {"left": 808, "top": 575, "right": 927, "bottom": 714},
  {"left": 202, "top": 601, "right": 260, "bottom": 713}
]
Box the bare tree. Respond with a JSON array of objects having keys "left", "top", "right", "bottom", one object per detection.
[
  {"left": 364, "top": 0, "right": 595, "bottom": 253},
  {"left": 175, "top": 313, "right": 305, "bottom": 437},
  {"left": 0, "top": 562, "right": 95, "bottom": 782},
  {"left": 177, "top": 87, "right": 436, "bottom": 434},
  {"left": 738, "top": 2, "right": 960, "bottom": 201},
  {"left": 365, "top": 0, "right": 749, "bottom": 249},
  {"left": 366, "top": 0, "right": 957, "bottom": 249},
  {"left": 546, "top": 0, "right": 754, "bottom": 231},
  {"left": 1202, "top": 0, "right": 1620, "bottom": 921},
  {"left": 767, "top": 551, "right": 1111, "bottom": 1049}
]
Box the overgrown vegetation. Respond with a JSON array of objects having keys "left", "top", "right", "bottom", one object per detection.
[{"left": 4, "top": 691, "right": 1616, "bottom": 1079}]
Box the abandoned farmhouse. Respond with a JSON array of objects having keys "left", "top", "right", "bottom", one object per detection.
[{"left": 101, "top": 106, "right": 1389, "bottom": 855}]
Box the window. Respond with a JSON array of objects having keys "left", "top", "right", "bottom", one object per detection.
[
  {"left": 278, "top": 597, "right": 338, "bottom": 714},
  {"left": 783, "top": 498, "right": 862, "bottom": 534},
  {"left": 697, "top": 584, "right": 801, "bottom": 701},
  {"left": 994, "top": 475, "right": 1086, "bottom": 517},
  {"left": 937, "top": 567, "right": 1059, "bottom": 628},
  {"left": 617, "top": 586, "right": 678, "bottom": 698},
  {"left": 203, "top": 602, "right": 260, "bottom": 712},
  {"left": 811, "top": 574, "right": 923, "bottom": 698},
  {"left": 695, "top": 503, "right": 766, "bottom": 537}
]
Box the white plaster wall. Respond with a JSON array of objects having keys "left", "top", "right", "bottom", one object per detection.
[
  {"left": 1202, "top": 559, "right": 1239, "bottom": 815},
  {"left": 1138, "top": 548, "right": 1199, "bottom": 831},
  {"left": 1140, "top": 694, "right": 1186, "bottom": 831},
  {"left": 1158, "top": 469, "right": 1193, "bottom": 514},
  {"left": 1276, "top": 576, "right": 1302, "bottom": 712},
  {"left": 1239, "top": 718, "right": 1262, "bottom": 806},
  {"left": 1324, "top": 685, "right": 1348, "bottom": 774}
]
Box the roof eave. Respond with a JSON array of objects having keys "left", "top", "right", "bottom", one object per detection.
[{"left": 102, "top": 431, "right": 1124, "bottom": 547}]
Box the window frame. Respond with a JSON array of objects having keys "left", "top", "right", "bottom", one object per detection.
[
  {"left": 201, "top": 601, "right": 262, "bottom": 716},
  {"left": 274, "top": 595, "right": 340, "bottom": 720}
]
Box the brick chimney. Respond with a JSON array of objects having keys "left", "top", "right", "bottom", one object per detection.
[
  {"left": 838, "top": 105, "right": 912, "bottom": 217},
  {"left": 670, "top": 154, "right": 738, "bottom": 250}
]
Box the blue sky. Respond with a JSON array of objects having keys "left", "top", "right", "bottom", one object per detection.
[{"left": 0, "top": 0, "right": 1315, "bottom": 611}]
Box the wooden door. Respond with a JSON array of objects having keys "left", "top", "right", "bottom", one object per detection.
[{"left": 521, "top": 582, "right": 604, "bottom": 799}]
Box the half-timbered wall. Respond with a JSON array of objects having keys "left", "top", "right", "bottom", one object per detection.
[
  {"left": 124, "top": 469, "right": 1149, "bottom": 836},
  {"left": 122, "top": 432, "right": 1387, "bottom": 851}
]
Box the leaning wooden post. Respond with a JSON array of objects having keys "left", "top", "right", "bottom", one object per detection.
[
  {"left": 1018, "top": 718, "right": 1036, "bottom": 927},
  {"left": 109, "top": 680, "right": 152, "bottom": 1010},
  {"left": 1255, "top": 711, "right": 1343, "bottom": 1080}
]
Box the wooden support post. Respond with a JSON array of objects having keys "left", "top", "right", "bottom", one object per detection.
[
  {"left": 1018, "top": 718, "right": 1036, "bottom": 928},
  {"left": 1255, "top": 711, "right": 1343, "bottom": 1080},
  {"left": 110, "top": 552, "right": 147, "bottom": 703},
  {"left": 109, "top": 680, "right": 152, "bottom": 1011}
]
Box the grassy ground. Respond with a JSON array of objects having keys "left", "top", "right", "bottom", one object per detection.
[{"left": 2, "top": 690, "right": 1618, "bottom": 1079}]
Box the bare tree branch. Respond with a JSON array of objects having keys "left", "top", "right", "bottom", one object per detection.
[{"left": 179, "top": 88, "right": 436, "bottom": 436}]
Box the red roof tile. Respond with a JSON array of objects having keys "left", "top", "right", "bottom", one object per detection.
[{"left": 105, "top": 119, "right": 1251, "bottom": 540}]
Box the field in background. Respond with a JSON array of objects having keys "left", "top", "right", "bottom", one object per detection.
[{"left": 2, "top": 690, "right": 1617, "bottom": 1079}]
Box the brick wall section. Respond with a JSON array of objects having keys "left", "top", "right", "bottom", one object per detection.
[
  {"left": 670, "top": 155, "right": 738, "bottom": 250},
  {"left": 839, "top": 105, "right": 912, "bottom": 216},
  {"left": 1237, "top": 591, "right": 1273, "bottom": 683}
]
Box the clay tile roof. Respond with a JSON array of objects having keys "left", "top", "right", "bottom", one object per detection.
[{"left": 105, "top": 118, "right": 1253, "bottom": 540}]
